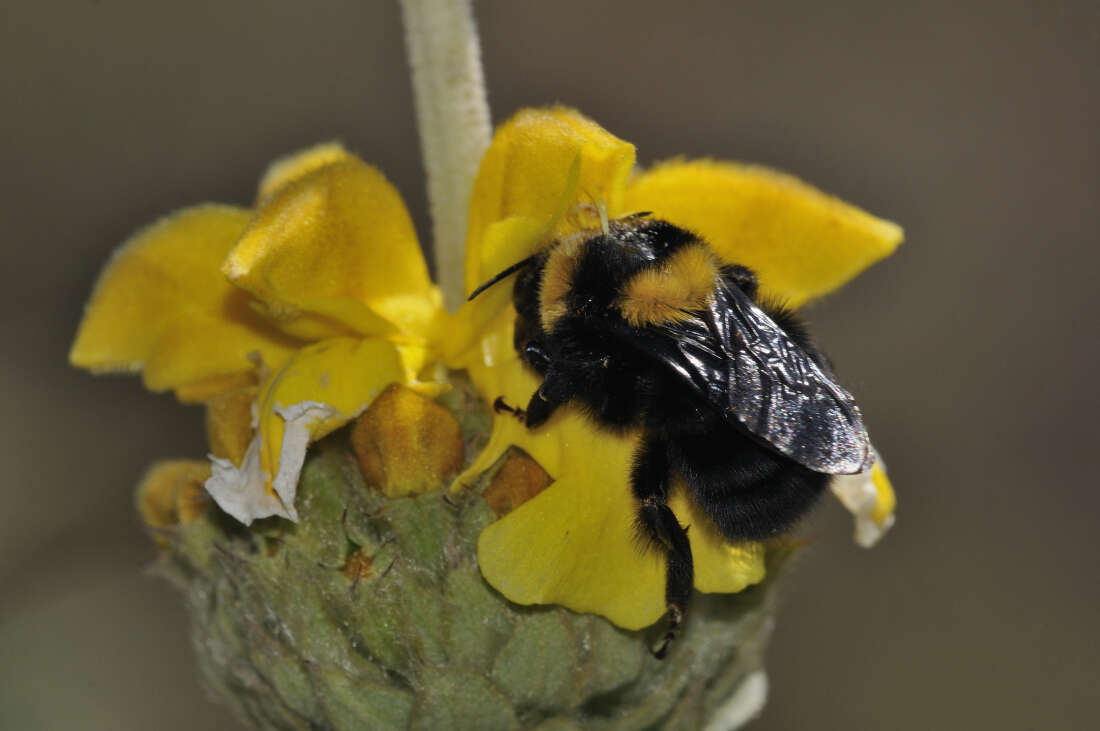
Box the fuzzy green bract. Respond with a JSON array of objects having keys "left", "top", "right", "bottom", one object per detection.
[{"left": 155, "top": 392, "right": 786, "bottom": 730}]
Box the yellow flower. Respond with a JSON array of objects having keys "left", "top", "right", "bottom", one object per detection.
[
  {"left": 71, "top": 143, "right": 445, "bottom": 524},
  {"left": 444, "top": 107, "right": 902, "bottom": 630},
  {"left": 71, "top": 106, "right": 900, "bottom": 633}
]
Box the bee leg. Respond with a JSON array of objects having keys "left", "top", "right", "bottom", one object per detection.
[
  {"left": 523, "top": 367, "right": 578, "bottom": 429},
  {"left": 631, "top": 434, "right": 693, "bottom": 659},
  {"left": 492, "top": 397, "right": 526, "bottom": 421}
]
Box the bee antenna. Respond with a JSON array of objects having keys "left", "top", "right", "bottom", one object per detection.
[{"left": 467, "top": 254, "right": 539, "bottom": 301}]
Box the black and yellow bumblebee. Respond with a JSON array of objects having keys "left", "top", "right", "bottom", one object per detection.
[{"left": 469, "top": 214, "right": 872, "bottom": 657}]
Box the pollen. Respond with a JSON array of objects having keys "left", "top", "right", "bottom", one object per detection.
[
  {"left": 351, "top": 383, "right": 464, "bottom": 498},
  {"left": 618, "top": 243, "right": 718, "bottom": 326}
]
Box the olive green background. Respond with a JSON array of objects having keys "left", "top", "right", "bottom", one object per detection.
[{"left": 2, "top": 1, "right": 1096, "bottom": 729}]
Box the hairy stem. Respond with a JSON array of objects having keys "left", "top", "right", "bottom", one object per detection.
[{"left": 400, "top": 0, "right": 492, "bottom": 310}]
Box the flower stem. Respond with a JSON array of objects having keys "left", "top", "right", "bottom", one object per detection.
[{"left": 400, "top": 0, "right": 491, "bottom": 311}]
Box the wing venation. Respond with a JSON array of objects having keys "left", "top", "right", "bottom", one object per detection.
[{"left": 607, "top": 279, "right": 871, "bottom": 474}]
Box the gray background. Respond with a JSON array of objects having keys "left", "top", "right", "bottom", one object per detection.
[{"left": 2, "top": 1, "right": 1097, "bottom": 729}]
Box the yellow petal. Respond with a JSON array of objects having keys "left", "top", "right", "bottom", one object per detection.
[
  {"left": 70, "top": 206, "right": 302, "bottom": 394},
  {"left": 256, "top": 141, "right": 354, "bottom": 202},
  {"left": 870, "top": 459, "right": 897, "bottom": 527},
  {"left": 205, "top": 384, "right": 258, "bottom": 466},
  {"left": 622, "top": 160, "right": 903, "bottom": 308},
  {"left": 477, "top": 442, "right": 666, "bottom": 629},
  {"left": 174, "top": 371, "right": 256, "bottom": 404},
  {"left": 464, "top": 107, "right": 636, "bottom": 295},
  {"left": 257, "top": 337, "right": 409, "bottom": 500},
  {"left": 445, "top": 109, "right": 635, "bottom": 363},
  {"left": 225, "top": 153, "right": 443, "bottom": 340},
  {"left": 666, "top": 488, "right": 766, "bottom": 594},
  {"left": 393, "top": 342, "right": 448, "bottom": 398},
  {"left": 461, "top": 312, "right": 764, "bottom": 629},
  {"left": 437, "top": 269, "right": 514, "bottom": 365}
]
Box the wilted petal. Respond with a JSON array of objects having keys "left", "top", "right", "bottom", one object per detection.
[
  {"left": 206, "top": 431, "right": 293, "bottom": 524},
  {"left": 270, "top": 401, "right": 342, "bottom": 514},
  {"left": 830, "top": 448, "right": 897, "bottom": 547}
]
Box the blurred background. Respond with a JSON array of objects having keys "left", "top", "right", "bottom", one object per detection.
[{"left": 2, "top": 1, "right": 1096, "bottom": 728}]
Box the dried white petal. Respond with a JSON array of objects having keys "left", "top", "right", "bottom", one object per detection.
[
  {"left": 270, "top": 400, "right": 342, "bottom": 513},
  {"left": 830, "top": 447, "right": 895, "bottom": 548},
  {"left": 204, "top": 400, "right": 342, "bottom": 525},
  {"left": 205, "top": 432, "right": 292, "bottom": 525}
]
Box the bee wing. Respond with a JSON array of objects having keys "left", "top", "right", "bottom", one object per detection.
[{"left": 613, "top": 280, "right": 872, "bottom": 475}]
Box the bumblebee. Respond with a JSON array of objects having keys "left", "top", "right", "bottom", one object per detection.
[{"left": 469, "top": 215, "right": 872, "bottom": 657}]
